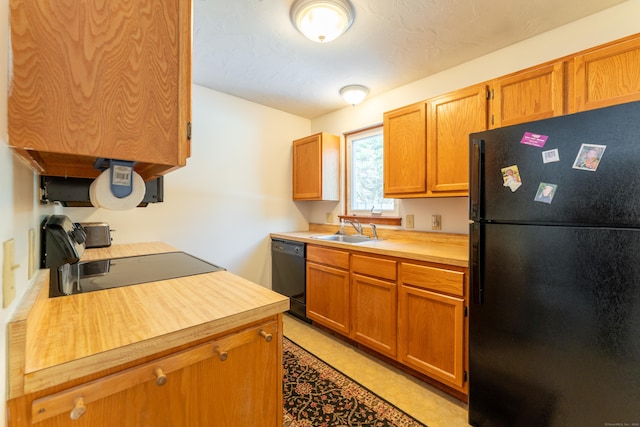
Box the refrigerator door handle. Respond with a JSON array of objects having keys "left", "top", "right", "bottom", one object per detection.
[
  {"left": 470, "top": 222, "right": 483, "bottom": 304},
  {"left": 470, "top": 139, "right": 483, "bottom": 221}
]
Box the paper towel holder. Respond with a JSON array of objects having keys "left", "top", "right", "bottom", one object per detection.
[{"left": 94, "top": 158, "right": 137, "bottom": 198}]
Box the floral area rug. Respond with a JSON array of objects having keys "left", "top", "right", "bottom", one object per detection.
[{"left": 283, "top": 337, "right": 427, "bottom": 427}]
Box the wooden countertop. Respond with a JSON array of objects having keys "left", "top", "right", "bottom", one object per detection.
[
  {"left": 7, "top": 242, "right": 289, "bottom": 399},
  {"left": 271, "top": 226, "right": 469, "bottom": 267}
]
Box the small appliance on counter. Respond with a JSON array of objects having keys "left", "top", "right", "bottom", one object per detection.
[
  {"left": 41, "top": 215, "right": 225, "bottom": 298},
  {"left": 79, "top": 222, "right": 112, "bottom": 248}
]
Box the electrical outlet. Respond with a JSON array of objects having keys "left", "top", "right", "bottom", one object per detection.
[
  {"left": 406, "top": 214, "right": 414, "bottom": 229},
  {"left": 3, "top": 239, "right": 18, "bottom": 308},
  {"left": 432, "top": 214, "right": 442, "bottom": 230},
  {"left": 326, "top": 212, "right": 334, "bottom": 223}
]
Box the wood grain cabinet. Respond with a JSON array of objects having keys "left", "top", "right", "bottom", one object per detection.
[
  {"left": 489, "top": 61, "right": 567, "bottom": 128},
  {"left": 350, "top": 254, "right": 398, "bottom": 358},
  {"left": 426, "top": 83, "right": 489, "bottom": 196},
  {"left": 383, "top": 84, "right": 488, "bottom": 198},
  {"left": 573, "top": 35, "right": 640, "bottom": 112},
  {"left": 7, "top": 320, "right": 281, "bottom": 427},
  {"left": 292, "top": 132, "right": 340, "bottom": 201},
  {"left": 306, "top": 245, "right": 351, "bottom": 334},
  {"left": 8, "top": 0, "right": 192, "bottom": 181},
  {"left": 383, "top": 102, "right": 428, "bottom": 197},
  {"left": 398, "top": 262, "right": 467, "bottom": 393}
]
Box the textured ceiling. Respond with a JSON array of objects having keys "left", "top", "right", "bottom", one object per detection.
[{"left": 193, "top": 0, "right": 628, "bottom": 119}]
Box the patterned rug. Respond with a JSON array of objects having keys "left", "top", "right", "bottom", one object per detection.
[{"left": 283, "top": 337, "right": 427, "bottom": 427}]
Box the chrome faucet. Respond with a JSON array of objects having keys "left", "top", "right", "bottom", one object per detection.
[
  {"left": 369, "top": 223, "right": 378, "bottom": 239},
  {"left": 344, "top": 219, "right": 362, "bottom": 235}
]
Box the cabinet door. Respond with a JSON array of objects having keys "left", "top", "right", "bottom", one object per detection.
[
  {"left": 398, "top": 285, "right": 465, "bottom": 390},
  {"left": 306, "top": 262, "right": 350, "bottom": 335},
  {"left": 292, "top": 133, "right": 340, "bottom": 201},
  {"left": 427, "top": 84, "right": 488, "bottom": 195},
  {"left": 351, "top": 273, "right": 397, "bottom": 357},
  {"left": 574, "top": 36, "right": 640, "bottom": 112},
  {"left": 383, "top": 102, "right": 427, "bottom": 197},
  {"left": 490, "top": 62, "right": 566, "bottom": 128},
  {"left": 22, "top": 322, "right": 280, "bottom": 427},
  {"left": 8, "top": 0, "right": 192, "bottom": 180}
]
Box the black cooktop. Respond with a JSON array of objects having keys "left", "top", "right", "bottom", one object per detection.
[{"left": 70, "top": 251, "right": 225, "bottom": 295}]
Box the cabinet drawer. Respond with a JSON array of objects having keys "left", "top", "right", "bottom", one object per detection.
[
  {"left": 307, "top": 245, "right": 350, "bottom": 269},
  {"left": 401, "top": 263, "right": 464, "bottom": 296},
  {"left": 30, "top": 321, "right": 277, "bottom": 424},
  {"left": 352, "top": 254, "right": 397, "bottom": 281}
]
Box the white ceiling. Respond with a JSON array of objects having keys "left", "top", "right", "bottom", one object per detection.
[{"left": 193, "top": 0, "right": 628, "bottom": 119}]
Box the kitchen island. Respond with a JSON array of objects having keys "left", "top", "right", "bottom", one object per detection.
[{"left": 7, "top": 242, "right": 289, "bottom": 427}]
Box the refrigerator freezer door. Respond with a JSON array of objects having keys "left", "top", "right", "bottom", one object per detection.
[
  {"left": 469, "top": 223, "right": 640, "bottom": 427},
  {"left": 470, "top": 101, "right": 640, "bottom": 227}
]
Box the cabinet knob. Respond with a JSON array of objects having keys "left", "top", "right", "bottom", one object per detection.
[
  {"left": 69, "top": 397, "right": 86, "bottom": 420},
  {"left": 259, "top": 329, "right": 273, "bottom": 342},
  {"left": 154, "top": 368, "right": 168, "bottom": 386},
  {"left": 215, "top": 347, "right": 228, "bottom": 361}
]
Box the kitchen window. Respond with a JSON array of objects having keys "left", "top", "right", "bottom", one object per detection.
[{"left": 344, "top": 126, "right": 399, "bottom": 224}]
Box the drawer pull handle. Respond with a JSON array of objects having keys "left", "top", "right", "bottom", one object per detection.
[
  {"left": 154, "top": 368, "right": 168, "bottom": 386},
  {"left": 215, "top": 347, "right": 228, "bottom": 361},
  {"left": 69, "top": 397, "right": 86, "bottom": 420},
  {"left": 259, "top": 330, "right": 273, "bottom": 342}
]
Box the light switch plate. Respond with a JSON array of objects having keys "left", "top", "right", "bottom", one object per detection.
[
  {"left": 3, "top": 239, "right": 17, "bottom": 308},
  {"left": 431, "top": 214, "right": 442, "bottom": 230}
]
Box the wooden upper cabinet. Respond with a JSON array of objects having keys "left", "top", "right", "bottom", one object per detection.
[
  {"left": 490, "top": 62, "right": 567, "bottom": 128},
  {"left": 427, "top": 84, "right": 488, "bottom": 196},
  {"left": 8, "top": 0, "right": 192, "bottom": 181},
  {"left": 292, "top": 132, "right": 340, "bottom": 201},
  {"left": 383, "top": 102, "right": 427, "bottom": 197},
  {"left": 573, "top": 35, "right": 640, "bottom": 112}
]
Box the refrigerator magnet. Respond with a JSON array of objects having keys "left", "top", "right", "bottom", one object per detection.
[
  {"left": 501, "top": 165, "right": 522, "bottom": 192},
  {"left": 520, "top": 132, "right": 549, "bottom": 148},
  {"left": 542, "top": 148, "right": 560, "bottom": 163},
  {"left": 572, "top": 143, "right": 606, "bottom": 171},
  {"left": 534, "top": 182, "right": 557, "bottom": 204}
]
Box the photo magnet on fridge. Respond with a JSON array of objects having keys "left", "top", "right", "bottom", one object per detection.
[
  {"left": 501, "top": 165, "right": 522, "bottom": 192},
  {"left": 542, "top": 148, "right": 560, "bottom": 163},
  {"left": 534, "top": 182, "right": 557, "bottom": 204},
  {"left": 572, "top": 143, "right": 606, "bottom": 171}
]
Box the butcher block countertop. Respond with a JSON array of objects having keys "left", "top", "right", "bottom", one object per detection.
[
  {"left": 7, "top": 242, "right": 289, "bottom": 399},
  {"left": 271, "top": 224, "right": 469, "bottom": 267}
]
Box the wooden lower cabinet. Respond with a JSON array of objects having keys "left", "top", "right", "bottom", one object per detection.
[
  {"left": 398, "top": 262, "right": 467, "bottom": 393},
  {"left": 305, "top": 246, "right": 469, "bottom": 396},
  {"left": 350, "top": 254, "right": 398, "bottom": 358},
  {"left": 7, "top": 319, "right": 281, "bottom": 427},
  {"left": 306, "top": 245, "right": 351, "bottom": 335}
]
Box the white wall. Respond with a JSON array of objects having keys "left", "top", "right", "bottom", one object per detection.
[
  {"left": 309, "top": 0, "right": 640, "bottom": 235},
  {"left": 64, "top": 85, "right": 311, "bottom": 286}
]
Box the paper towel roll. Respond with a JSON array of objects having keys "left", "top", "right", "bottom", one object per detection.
[{"left": 89, "top": 168, "right": 145, "bottom": 210}]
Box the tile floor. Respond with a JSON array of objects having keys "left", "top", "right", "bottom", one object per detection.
[{"left": 283, "top": 313, "right": 471, "bottom": 427}]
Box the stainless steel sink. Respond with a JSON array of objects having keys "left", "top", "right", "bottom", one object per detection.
[{"left": 310, "top": 234, "right": 379, "bottom": 244}]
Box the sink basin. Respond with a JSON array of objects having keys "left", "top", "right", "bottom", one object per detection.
[{"left": 310, "top": 234, "right": 379, "bottom": 244}]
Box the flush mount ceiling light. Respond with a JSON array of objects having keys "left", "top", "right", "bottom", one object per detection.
[
  {"left": 290, "top": 0, "right": 355, "bottom": 43},
  {"left": 340, "top": 85, "right": 369, "bottom": 105}
]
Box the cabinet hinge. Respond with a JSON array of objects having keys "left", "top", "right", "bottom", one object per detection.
[
  {"left": 486, "top": 89, "right": 492, "bottom": 100},
  {"left": 464, "top": 306, "right": 469, "bottom": 317},
  {"left": 491, "top": 114, "right": 494, "bottom": 126},
  {"left": 186, "top": 122, "right": 192, "bottom": 140},
  {"left": 463, "top": 371, "right": 468, "bottom": 382}
]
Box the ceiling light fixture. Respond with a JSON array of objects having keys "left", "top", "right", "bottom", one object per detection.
[
  {"left": 290, "top": 0, "right": 355, "bottom": 43},
  {"left": 340, "top": 85, "right": 369, "bottom": 105}
]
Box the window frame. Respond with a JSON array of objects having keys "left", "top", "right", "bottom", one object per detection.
[{"left": 343, "top": 125, "right": 401, "bottom": 226}]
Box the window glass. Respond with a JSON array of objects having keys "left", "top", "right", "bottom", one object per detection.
[{"left": 346, "top": 127, "right": 396, "bottom": 214}]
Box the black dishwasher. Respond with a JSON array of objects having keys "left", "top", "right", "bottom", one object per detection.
[{"left": 271, "top": 238, "right": 310, "bottom": 322}]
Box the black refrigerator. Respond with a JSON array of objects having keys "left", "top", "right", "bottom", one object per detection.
[{"left": 468, "top": 101, "right": 640, "bottom": 427}]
